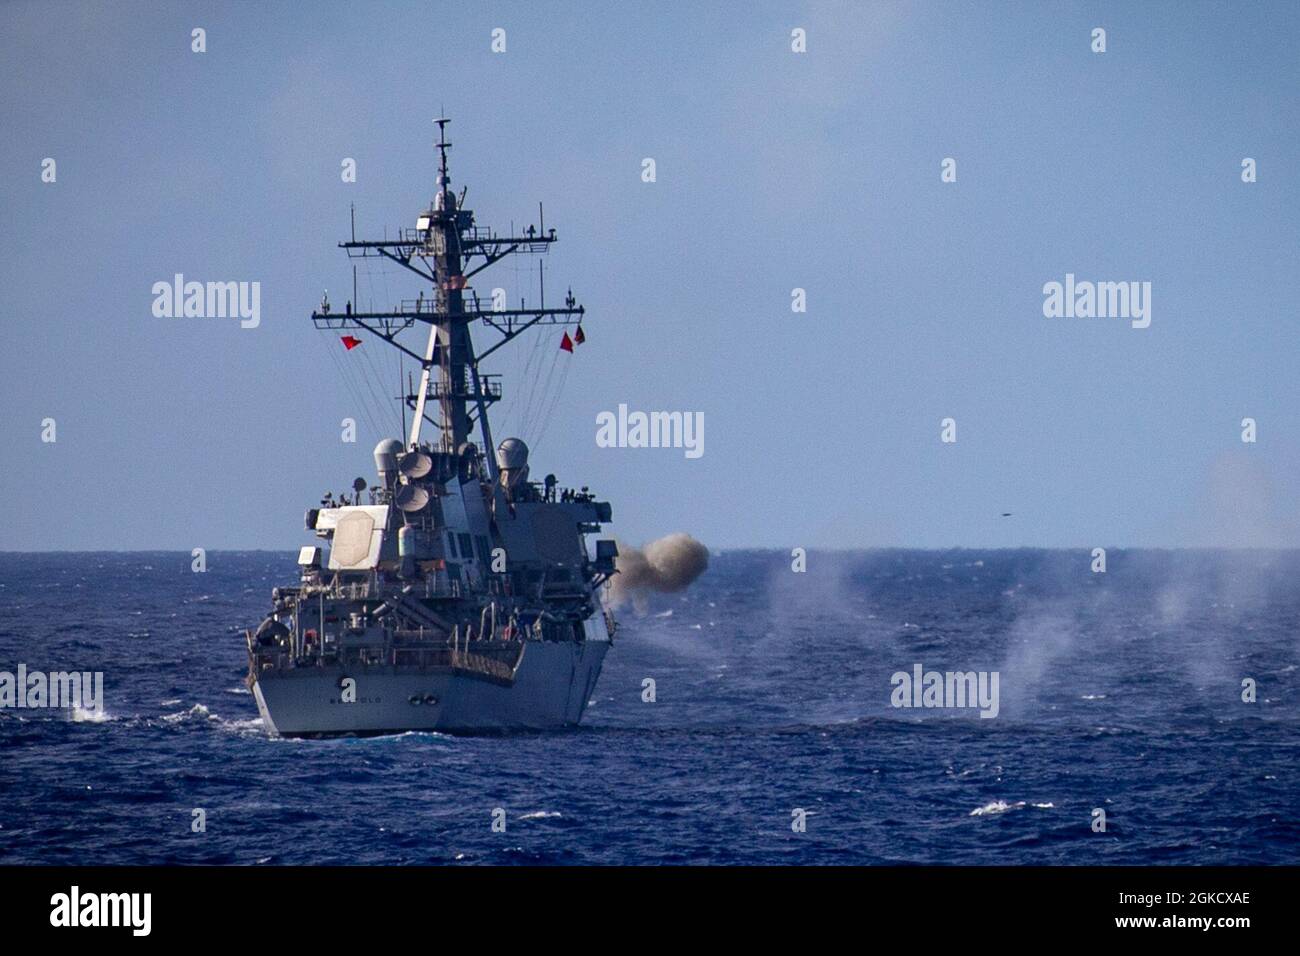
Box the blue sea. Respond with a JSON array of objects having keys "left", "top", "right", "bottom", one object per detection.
[{"left": 1, "top": 549, "right": 1297, "bottom": 865}]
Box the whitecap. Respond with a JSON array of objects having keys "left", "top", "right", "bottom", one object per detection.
[
  {"left": 216, "top": 716, "right": 264, "bottom": 735},
  {"left": 70, "top": 706, "right": 113, "bottom": 723},
  {"left": 162, "top": 703, "right": 215, "bottom": 724},
  {"left": 970, "top": 799, "right": 1054, "bottom": 817},
  {"left": 971, "top": 800, "right": 1023, "bottom": 816}
]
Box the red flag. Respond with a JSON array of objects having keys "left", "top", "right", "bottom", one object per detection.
[
  {"left": 559, "top": 331, "right": 574, "bottom": 353},
  {"left": 574, "top": 324, "right": 585, "bottom": 345},
  {"left": 341, "top": 335, "right": 362, "bottom": 350}
]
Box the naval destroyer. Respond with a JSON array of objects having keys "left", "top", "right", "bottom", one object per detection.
[{"left": 246, "top": 120, "right": 618, "bottom": 736}]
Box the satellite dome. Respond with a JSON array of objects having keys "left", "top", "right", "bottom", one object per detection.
[
  {"left": 373, "top": 438, "right": 404, "bottom": 484},
  {"left": 496, "top": 438, "right": 529, "bottom": 471}
]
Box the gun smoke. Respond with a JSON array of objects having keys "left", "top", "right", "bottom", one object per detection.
[{"left": 609, "top": 533, "right": 709, "bottom": 610}]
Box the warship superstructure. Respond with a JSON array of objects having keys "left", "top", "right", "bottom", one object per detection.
[{"left": 246, "top": 120, "right": 617, "bottom": 736}]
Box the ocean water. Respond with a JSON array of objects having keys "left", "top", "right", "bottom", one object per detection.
[{"left": 1, "top": 549, "right": 1297, "bottom": 865}]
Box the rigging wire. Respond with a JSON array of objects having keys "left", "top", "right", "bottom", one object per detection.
[
  {"left": 315, "top": 321, "right": 384, "bottom": 443},
  {"left": 496, "top": 252, "right": 529, "bottom": 435},
  {"left": 358, "top": 260, "right": 406, "bottom": 436},
  {"left": 517, "top": 317, "right": 552, "bottom": 443},
  {"left": 530, "top": 333, "right": 573, "bottom": 453},
  {"left": 356, "top": 333, "right": 400, "bottom": 436},
  {"left": 513, "top": 337, "right": 540, "bottom": 442},
  {"left": 327, "top": 261, "right": 392, "bottom": 442},
  {"left": 526, "top": 329, "right": 565, "bottom": 452},
  {"left": 377, "top": 260, "right": 404, "bottom": 434}
]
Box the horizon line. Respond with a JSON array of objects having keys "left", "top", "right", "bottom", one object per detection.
[{"left": 3, "top": 545, "right": 1299, "bottom": 555}]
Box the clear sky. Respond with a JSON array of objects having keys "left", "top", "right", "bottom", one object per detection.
[{"left": 2, "top": 1, "right": 1297, "bottom": 551}]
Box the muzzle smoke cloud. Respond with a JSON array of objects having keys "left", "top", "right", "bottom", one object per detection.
[{"left": 609, "top": 533, "right": 709, "bottom": 609}]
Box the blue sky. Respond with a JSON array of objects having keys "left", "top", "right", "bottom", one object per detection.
[{"left": 2, "top": 1, "right": 1297, "bottom": 551}]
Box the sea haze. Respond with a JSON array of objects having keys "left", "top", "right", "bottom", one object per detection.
[{"left": 1, "top": 549, "right": 1297, "bottom": 864}]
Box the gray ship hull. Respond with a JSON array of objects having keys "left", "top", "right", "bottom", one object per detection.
[{"left": 252, "top": 639, "right": 608, "bottom": 737}]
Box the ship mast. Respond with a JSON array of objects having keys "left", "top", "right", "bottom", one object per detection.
[
  {"left": 411, "top": 118, "right": 467, "bottom": 451},
  {"left": 310, "top": 117, "right": 588, "bottom": 481}
]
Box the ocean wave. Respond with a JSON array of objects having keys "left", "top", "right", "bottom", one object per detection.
[
  {"left": 970, "top": 800, "right": 1055, "bottom": 817},
  {"left": 4, "top": 549, "right": 1299, "bottom": 865},
  {"left": 218, "top": 716, "right": 265, "bottom": 735},
  {"left": 162, "top": 703, "right": 215, "bottom": 724},
  {"left": 70, "top": 706, "right": 114, "bottom": 723}
]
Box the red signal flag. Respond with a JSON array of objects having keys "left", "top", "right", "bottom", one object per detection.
[
  {"left": 341, "top": 335, "right": 362, "bottom": 350},
  {"left": 559, "top": 331, "right": 574, "bottom": 353},
  {"left": 574, "top": 324, "right": 585, "bottom": 345}
]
